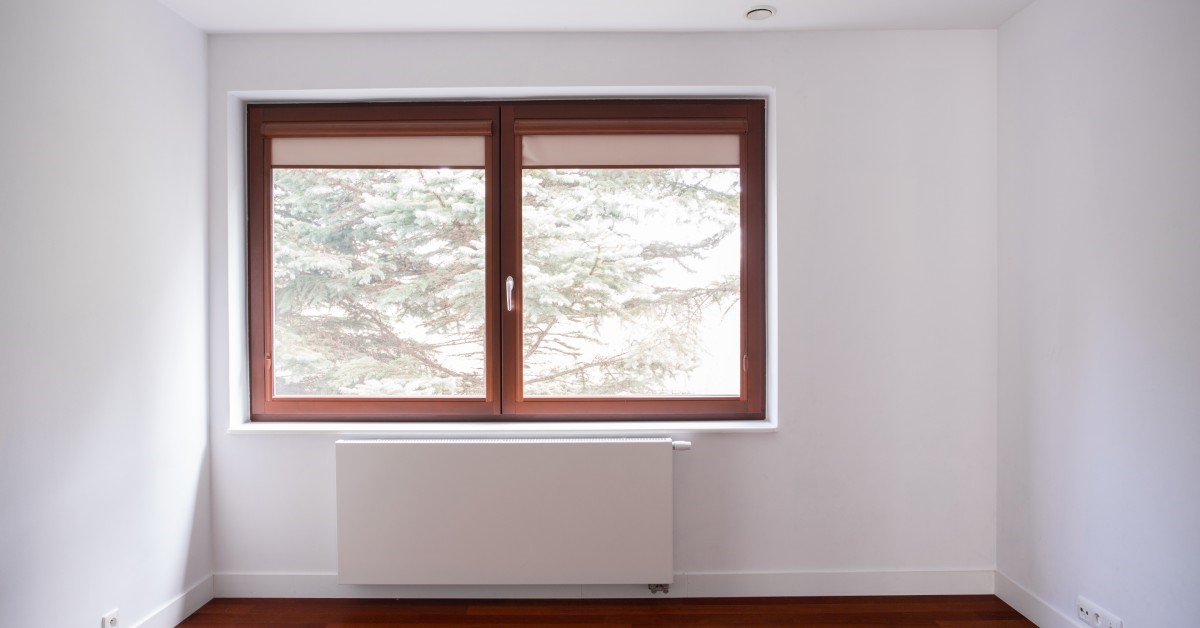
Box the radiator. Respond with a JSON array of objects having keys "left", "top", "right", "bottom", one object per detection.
[{"left": 335, "top": 437, "right": 680, "bottom": 585}]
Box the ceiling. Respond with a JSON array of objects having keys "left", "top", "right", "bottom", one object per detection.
[{"left": 157, "top": 0, "right": 1036, "bottom": 34}]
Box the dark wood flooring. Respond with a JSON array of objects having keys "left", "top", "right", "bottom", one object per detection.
[{"left": 178, "top": 595, "right": 1035, "bottom": 627}]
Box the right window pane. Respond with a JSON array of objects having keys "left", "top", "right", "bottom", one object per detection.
[{"left": 521, "top": 150, "right": 743, "bottom": 396}]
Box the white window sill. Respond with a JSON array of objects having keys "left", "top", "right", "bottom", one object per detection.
[{"left": 227, "top": 417, "right": 776, "bottom": 436}]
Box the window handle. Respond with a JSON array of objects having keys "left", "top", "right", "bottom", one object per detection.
[{"left": 505, "top": 276, "right": 515, "bottom": 312}]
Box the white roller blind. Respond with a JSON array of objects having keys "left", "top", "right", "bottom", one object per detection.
[
  {"left": 272, "top": 136, "right": 485, "bottom": 167},
  {"left": 522, "top": 134, "right": 740, "bottom": 168}
]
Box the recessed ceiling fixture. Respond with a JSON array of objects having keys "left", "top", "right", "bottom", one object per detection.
[{"left": 745, "top": 5, "right": 776, "bottom": 20}]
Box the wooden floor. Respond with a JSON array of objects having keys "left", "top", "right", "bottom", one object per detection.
[{"left": 179, "top": 595, "right": 1035, "bottom": 627}]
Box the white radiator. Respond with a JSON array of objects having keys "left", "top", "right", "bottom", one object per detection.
[{"left": 335, "top": 438, "right": 679, "bottom": 585}]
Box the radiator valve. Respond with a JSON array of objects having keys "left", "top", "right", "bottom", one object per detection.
[{"left": 648, "top": 583, "right": 670, "bottom": 594}]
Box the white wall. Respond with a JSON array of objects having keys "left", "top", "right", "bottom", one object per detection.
[
  {"left": 997, "top": 0, "right": 1200, "bottom": 626},
  {"left": 0, "top": 0, "right": 211, "bottom": 625},
  {"left": 208, "top": 30, "right": 999, "bottom": 592}
]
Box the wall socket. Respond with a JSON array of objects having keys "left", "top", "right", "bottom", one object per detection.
[
  {"left": 101, "top": 608, "right": 119, "bottom": 628},
  {"left": 1077, "top": 595, "right": 1122, "bottom": 628}
]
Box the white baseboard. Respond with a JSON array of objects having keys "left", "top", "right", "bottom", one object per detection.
[
  {"left": 687, "top": 570, "right": 994, "bottom": 597},
  {"left": 995, "top": 571, "right": 1081, "bottom": 628},
  {"left": 214, "top": 573, "right": 591, "bottom": 599},
  {"left": 212, "top": 569, "right": 994, "bottom": 600},
  {"left": 133, "top": 576, "right": 214, "bottom": 628}
]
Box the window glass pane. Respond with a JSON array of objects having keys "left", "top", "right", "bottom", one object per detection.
[
  {"left": 521, "top": 168, "right": 741, "bottom": 397},
  {"left": 271, "top": 168, "right": 486, "bottom": 397}
]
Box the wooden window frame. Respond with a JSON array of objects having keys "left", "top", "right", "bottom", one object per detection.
[{"left": 247, "top": 100, "right": 765, "bottom": 422}]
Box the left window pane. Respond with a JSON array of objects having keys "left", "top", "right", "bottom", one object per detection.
[{"left": 270, "top": 167, "right": 487, "bottom": 397}]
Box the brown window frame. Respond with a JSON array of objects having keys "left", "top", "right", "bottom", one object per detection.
[{"left": 247, "top": 100, "right": 765, "bottom": 422}]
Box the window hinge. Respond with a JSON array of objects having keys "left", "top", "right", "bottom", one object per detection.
[{"left": 743, "top": 354, "right": 748, "bottom": 372}]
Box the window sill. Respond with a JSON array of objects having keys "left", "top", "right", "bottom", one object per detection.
[{"left": 227, "top": 416, "right": 776, "bottom": 436}]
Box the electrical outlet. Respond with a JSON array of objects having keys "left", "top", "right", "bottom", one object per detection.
[
  {"left": 101, "top": 608, "right": 119, "bottom": 628},
  {"left": 1076, "top": 595, "right": 1122, "bottom": 628}
]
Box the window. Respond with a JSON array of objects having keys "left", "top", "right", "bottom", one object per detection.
[{"left": 247, "top": 100, "right": 765, "bottom": 421}]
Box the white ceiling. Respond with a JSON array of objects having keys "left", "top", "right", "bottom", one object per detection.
[{"left": 158, "top": 0, "right": 1036, "bottom": 34}]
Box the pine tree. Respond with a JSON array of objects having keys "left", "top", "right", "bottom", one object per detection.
[{"left": 270, "top": 166, "right": 740, "bottom": 397}]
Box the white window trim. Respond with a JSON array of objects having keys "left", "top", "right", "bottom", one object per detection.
[{"left": 218, "top": 86, "right": 779, "bottom": 435}]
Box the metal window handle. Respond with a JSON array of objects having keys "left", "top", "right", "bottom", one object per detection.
[{"left": 505, "top": 276, "right": 515, "bottom": 312}]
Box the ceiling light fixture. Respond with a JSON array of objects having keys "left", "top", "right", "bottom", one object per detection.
[{"left": 745, "top": 5, "right": 776, "bottom": 20}]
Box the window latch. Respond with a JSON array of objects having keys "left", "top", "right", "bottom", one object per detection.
[{"left": 505, "top": 276, "right": 515, "bottom": 312}]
